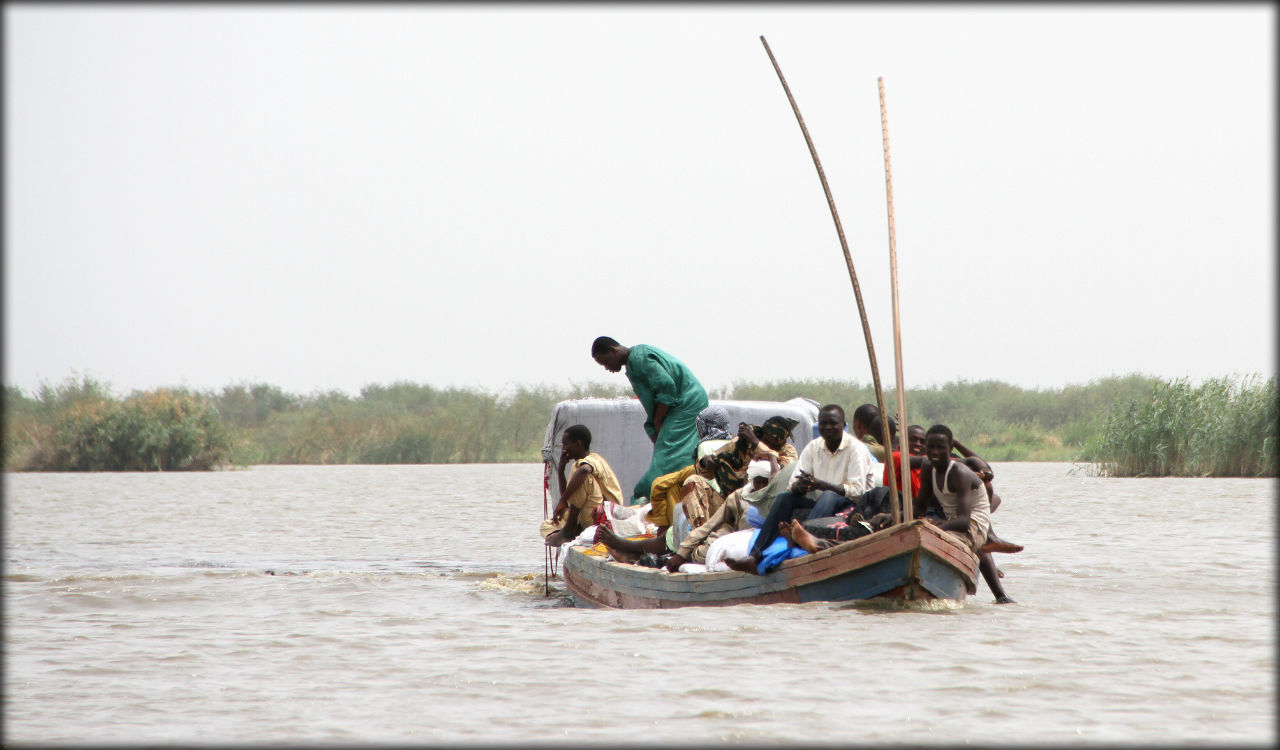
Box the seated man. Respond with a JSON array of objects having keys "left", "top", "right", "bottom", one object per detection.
[
  {"left": 912, "top": 424, "right": 1015, "bottom": 604},
  {"left": 852, "top": 403, "right": 887, "bottom": 462},
  {"left": 695, "top": 404, "right": 734, "bottom": 459},
  {"left": 705, "top": 416, "right": 800, "bottom": 498},
  {"left": 543, "top": 424, "right": 623, "bottom": 547},
  {"left": 664, "top": 459, "right": 774, "bottom": 572},
  {"left": 726, "top": 404, "right": 876, "bottom": 575},
  {"left": 645, "top": 455, "right": 719, "bottom": 533}
]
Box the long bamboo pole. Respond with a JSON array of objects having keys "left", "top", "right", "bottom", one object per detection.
[
  {"left": 759, "top": 36, "right": 902, "bottom": 523},
  {"left": 879, "top": 77, "right": 913, "bottom": 526}
]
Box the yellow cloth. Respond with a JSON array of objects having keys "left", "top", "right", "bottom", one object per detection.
[
  {"left": 647, "top": 463, "right": 697, "bottom": 527},
  {"left": 563, "top": 452, "right": 624, "bottom": 527}
]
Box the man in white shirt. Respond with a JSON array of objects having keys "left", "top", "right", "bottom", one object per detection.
[{"left": 726, "top": 404, "right": 875, "bottom": 574}]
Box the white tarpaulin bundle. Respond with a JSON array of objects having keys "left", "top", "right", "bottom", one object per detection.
[{"left": 541, "top": 397, "right": 821, "bottom": 505}]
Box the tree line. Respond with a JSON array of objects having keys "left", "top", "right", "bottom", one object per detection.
[{"left": 3, "top": 373, "right": 1274, "bottom": 477}]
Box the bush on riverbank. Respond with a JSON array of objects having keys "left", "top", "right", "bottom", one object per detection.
[
  {"left": 1090, "top": 375, "right": 1277, "bottom": 477},
  {"left": 5, "top": 379, "right": 230, "bottom": 471}
]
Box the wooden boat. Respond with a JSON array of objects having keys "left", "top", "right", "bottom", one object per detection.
[{"left": 562, "top": 518, "right": 978, "bottom": 609}]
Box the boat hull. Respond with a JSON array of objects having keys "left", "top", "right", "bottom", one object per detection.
[{"left": 562, "top": 519, "right": 978, "bottom": 609}]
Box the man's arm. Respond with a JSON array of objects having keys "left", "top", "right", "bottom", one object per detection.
[
  {"left": 813, "top": 443, "right": 871, "bottom": 497},
  {"left": 787, "top": 442, "right": 815, "bottom": 492},
  {"left": 912, "top": 466, "right": 934, "bottom": 519},
  {"left": 629, "top": 352, "right": 680, "bottom": 440},
  {"left": 951, "top": 437, "right": 978, "bottom": 459},
  {"left": 555, "top": 462, "right": 594, "bottom": 522},
  {"left": 669, "top": 497, "right": 734, "bottom": 570},
  {"left": 651, "top": 402, "right": 670, "bottom": 442}
]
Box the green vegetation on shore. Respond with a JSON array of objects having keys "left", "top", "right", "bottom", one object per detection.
[
  {"left": 1093, "top": 376, "right": 1277, "bottom": 477},
  {"left": 3, "top": 373, "right": 1275, "bottom": 476}
]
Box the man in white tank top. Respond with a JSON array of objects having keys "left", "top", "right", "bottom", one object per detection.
[{"left": 912, "top": 424, "right": 991, "bottom": 553}]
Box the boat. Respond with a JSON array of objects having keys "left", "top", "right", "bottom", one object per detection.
[
  {"left": 542, "top": 397, "right": 980, "bottom": 609},
  {"left": 562, "top": 517, "right": 977, "bottom": 609}
]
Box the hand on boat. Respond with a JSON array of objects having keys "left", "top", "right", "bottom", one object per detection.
[{"left": 664, "top": 553, "right": 686, "bottom": 573}]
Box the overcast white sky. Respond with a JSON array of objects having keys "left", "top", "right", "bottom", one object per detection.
[{"left": 5, "top": 3, "right": 1275, "bottom": 400}]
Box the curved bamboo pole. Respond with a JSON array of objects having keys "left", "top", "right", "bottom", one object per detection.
[
  {"left": 879, "top": 77, "right": 913, "bottom": 525},
  {"left": 759, "top": 36, "right": 902, "bottom": 523}
]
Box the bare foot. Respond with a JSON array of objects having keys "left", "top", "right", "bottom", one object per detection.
[
  {"left": 995, "top": 594, "right": 1016, "bottom": 604},
  {"left": 980, "top": 539, "right": 1024, "bottom": 554},
  {"left": 781, "top": 519, "right": 822, "bottom": 554},
  {"left": 724, "top": 555, "right": 760, "bottom": 575}
]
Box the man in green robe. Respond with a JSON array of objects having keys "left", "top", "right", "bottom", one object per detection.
[{"left": 591, "top": 336, "right": 709, "bottom": 503}]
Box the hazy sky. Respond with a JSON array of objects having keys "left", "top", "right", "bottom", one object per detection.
[{"left": 5, "top": 4, "right": 1274, "bottom": 400}]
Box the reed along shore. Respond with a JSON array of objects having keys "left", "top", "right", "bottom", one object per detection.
[{"left": 4, "top": 374, "right": 1274, "bottom": 477}]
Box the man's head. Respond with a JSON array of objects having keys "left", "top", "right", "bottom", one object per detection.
[
  {"left": 907, "top": 425, "right": 927, "bottom": 456},
  {"left": 924, "top": 424, "right": 954, "bottom": 468},
  {"left": 868, "top": 415, "right": 898, "bottom": 448},
  {"left": 758, "top": 415, "right": 799, "bottom": 451},
  {"left": 562, "top": 424, "right": 592, "bottom": 458},
  {"left": 818, "top": 404, "right": 846, "bottom": 447},
  {"left": 591, "top": 336, "right": 627, "bottom": 373},
  {"left": 851, "top": 403, "right": 879, "bottom": 438},
  {"left": 746, "top": 459, "right": 772, "bottom": 491}
]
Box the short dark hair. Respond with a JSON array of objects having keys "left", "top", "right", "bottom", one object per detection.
[
  {"left": 869, "top": 415, "right": 898, "bottom": 439},
  {"left": 926, "top": 424, "right": 953, "bottom": 442},
  {"left": 819, "top": 404, "right": 846, "bottom": 422},
  {"left": 852, "top": 403, "right": 879, "bottom": 427},
  {"left": 564, "top": 424, "right": 592, "bottom": 448},
  {"left": 591, "top": 336, "right": 620, "bottom": 356}
]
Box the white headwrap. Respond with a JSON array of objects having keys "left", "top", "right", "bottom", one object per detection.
[{"left": 746, "top": 459, "right": 772, "bottom": 482}]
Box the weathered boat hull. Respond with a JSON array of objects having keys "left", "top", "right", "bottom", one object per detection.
[{"left": 562, "top": 519, "right": 978, "bottom": 609}]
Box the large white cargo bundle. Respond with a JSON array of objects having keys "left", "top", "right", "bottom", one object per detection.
[{"left": 541, "top": 397, "right": 821, "bottom": 504}]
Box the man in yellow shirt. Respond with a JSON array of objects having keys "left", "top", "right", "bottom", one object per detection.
[{"left": 543, "top": 424, "right": 623, "bottom": 547}]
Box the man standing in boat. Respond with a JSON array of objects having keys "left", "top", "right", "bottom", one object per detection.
[{"left": 590, "top": 337, "right": 709, "bottom": 503}]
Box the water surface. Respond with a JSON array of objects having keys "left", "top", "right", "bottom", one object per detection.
[{"left": 5, "top": 463, "right": 1274, "bottom": 744}]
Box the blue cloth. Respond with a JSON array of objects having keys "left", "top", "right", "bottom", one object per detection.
[
  {"left": 753, "top": 528, "right": 808, "bottom": 575},
  {"left": 745, "top": 505, "right": 765, "bottom": 529}
]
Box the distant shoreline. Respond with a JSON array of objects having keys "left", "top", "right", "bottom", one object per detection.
[{"left": 5, "top": 374, "right": 1274, "bottom": 476}]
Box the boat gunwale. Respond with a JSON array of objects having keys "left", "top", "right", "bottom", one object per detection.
[{"left": 561, "top": 518, "right": 978, "bottom": 606}]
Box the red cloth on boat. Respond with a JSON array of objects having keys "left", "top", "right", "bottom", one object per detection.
[{"left": 884, "top": 451, "right": 922, "bottom": 498}]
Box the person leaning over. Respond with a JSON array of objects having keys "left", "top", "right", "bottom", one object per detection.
[{"left": 590, "top": 336, "right": 709, "bottom": 503}]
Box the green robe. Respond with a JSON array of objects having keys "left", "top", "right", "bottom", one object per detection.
[{"left": 625, "top": 344, "right": 709, "bottom": 502}]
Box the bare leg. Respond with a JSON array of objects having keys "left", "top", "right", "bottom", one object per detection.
[
  {"left": 978, "top": 551, "right": 1015, "bottom": 603},
  {"left": 596, "top": 525, "right": 667, "bottom": 559}
]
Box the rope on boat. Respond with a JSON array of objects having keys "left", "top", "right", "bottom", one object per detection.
[{"left": 543, "top": 462, "right": 553, "bottom": 596}]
